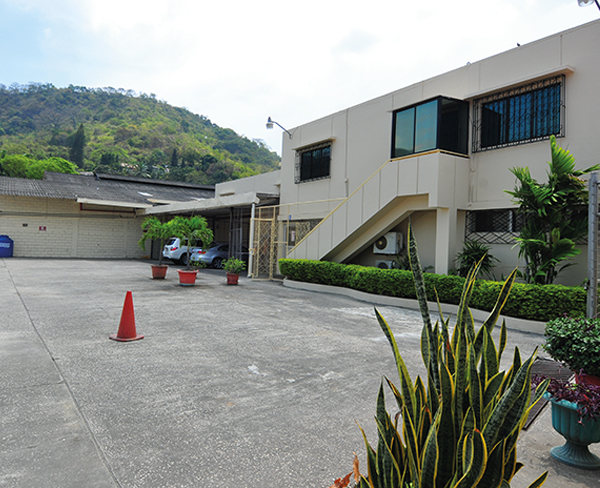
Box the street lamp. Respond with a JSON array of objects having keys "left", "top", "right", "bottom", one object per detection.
[
  {"left": 266, "top": 117, "right": 292, "bottom": 139},
  {"left": 578, "top": 0, "right": 600, "bottom": 11}
]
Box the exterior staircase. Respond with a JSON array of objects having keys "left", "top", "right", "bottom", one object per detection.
[{"left": 287, "top": 150, "right": 470, "bottom": 264}]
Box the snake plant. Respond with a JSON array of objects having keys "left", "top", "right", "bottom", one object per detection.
[{"left": 354, "top": 223, "right": 549, "bottom": 488}]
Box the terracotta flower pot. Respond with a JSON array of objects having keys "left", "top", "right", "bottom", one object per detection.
[
  {"left": 547, "top": 395, "right": 600, "bottom": 470},
  {"left": 577, "top": 373, "right": 600, "bottom": 388},
  {"left": 177, "top": 269, "right": 198, "bottom": 286},
  {"left": 226, "top": 272, "right": 239, "bottom": 285},
  {"left": 151, "top": 264, "right": 168, "bottom": 279}
]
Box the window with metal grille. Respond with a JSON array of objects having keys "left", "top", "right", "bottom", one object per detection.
[
  {"left": 465, "top": 209, "right": 525, "bottom": 244},
  {"left": 473, "top": 76, "right": 564, "bottom": 152},
  {"left": 295, "top": 142, "right": 331, "bottom": 183}
]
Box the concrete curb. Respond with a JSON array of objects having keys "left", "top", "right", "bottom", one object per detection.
[{"left": 283, "top": 278, "right": 546, "bottom": 335}]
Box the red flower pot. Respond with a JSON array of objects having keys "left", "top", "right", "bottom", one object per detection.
[
  {"left": 177, "top": 269, "right": 198, "bottom": 286},
  {"left": 226, "top": 272, "right": 239, "bottom": 285},
  {"left": 577, "top": 373, "right": 600, "bottom": 388},
  {"left": 151, "top": 264, "right": 168, "bottom": 279}
]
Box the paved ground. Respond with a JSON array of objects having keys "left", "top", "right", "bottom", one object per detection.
[{"left": 0, "top": 258, "right": 598, "bottom": 488}]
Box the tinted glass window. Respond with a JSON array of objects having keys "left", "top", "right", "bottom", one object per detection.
[
  {"left": 414, "top": 101, "right": 437, "bottom": 153},
  {"left": 297, "top": 144, "right": 331, "bottom": 183},
  {"left": 440, "top": 98, "right": 469, "bottom": 154},
  {"left": 394, "top": 107, "right": 415, "bottom": 156},
  {"left": 393, "top": 97, "right": 468, "bottom": 158}
]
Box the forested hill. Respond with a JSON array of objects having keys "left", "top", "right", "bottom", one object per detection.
[{"left": 0, "top": 83, "right": 280, "bottom": 184}]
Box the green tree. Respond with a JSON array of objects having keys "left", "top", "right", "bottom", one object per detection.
[
  {"left": 0, "top": 154, "right": 36, "bottom": 178},
  {"left": 138, "top": 216, "right": 172, "bottom": 266},
  {"left": 25, "top": 157, "right": 79, "bottom": 179},
  {"left": 506, "top": 135, "right": 600, "bottom": 284},
  {"left": 168, "top": 215, "right": 213, "bottom": 270},
  {"left": 170, "top": 148, "right": 179, "bottom": 168},
  {"left": 69, "top": 123, "right": 86, "bottom": 166},
  {"left": 98, "top": 152, "right": 120, "bottom": 171}
]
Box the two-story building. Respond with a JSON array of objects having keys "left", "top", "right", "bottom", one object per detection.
[{"left": 247, "top": 19, "right": 600, "bottom": 286}]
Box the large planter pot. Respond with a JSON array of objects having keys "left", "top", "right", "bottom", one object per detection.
[
  {"left": 177, "top": 269, "right": 198, "bottom": 286},
  {"left": 226, "top": 272, "right": 239, "bottom": 285},
  {"left": 546, "top": 394, "right": 600, "bottom": 469},
  {"left": 151, "top": 264, "right": 168, "bottom": 279},
  {"left": 577, "top": 373, "right": 600, "bottom": 388}
]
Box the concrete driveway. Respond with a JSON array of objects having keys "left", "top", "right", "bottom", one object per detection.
[{"left": 1, "top": 259, "right": 597, "bottom": 488}]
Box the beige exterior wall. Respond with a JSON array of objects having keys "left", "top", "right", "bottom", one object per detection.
[
  {"left": 276, "top": 19, "right": 600, "bottom": 286},
  {"left": 216, "top": 170, "right": 281, "bottom": 197},
  {"left": 0, "top": 195, "right": 145, "bottom": 259}
]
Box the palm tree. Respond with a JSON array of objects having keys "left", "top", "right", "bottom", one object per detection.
[{"left": 506, "top": 135, "right": 600, "bottom": 284}]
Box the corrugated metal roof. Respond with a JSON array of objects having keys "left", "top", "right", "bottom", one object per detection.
[{"left": 0, "top": 172, "right": 215, "bottom": 207}]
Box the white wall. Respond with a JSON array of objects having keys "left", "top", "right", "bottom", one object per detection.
[
  {"left": 0, "top": 196, "right": 145, "bottom": 259},
  {"left": 216, "top": 170, "right": 281, "bottom": 197}
]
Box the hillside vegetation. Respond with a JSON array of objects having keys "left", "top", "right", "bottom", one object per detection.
[{"left": 0, "top": 83, "right": 280, "bottom": 184}]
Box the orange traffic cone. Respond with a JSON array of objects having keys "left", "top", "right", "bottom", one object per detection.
[{"left": 109, "top": 291, "right": 144, "bottom": 342}]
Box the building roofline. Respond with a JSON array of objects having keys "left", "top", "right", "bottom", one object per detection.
[{"left": 93, "top": 173, "right": 215, "bottom": 191}]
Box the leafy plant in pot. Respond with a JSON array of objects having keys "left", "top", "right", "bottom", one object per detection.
[
  {"left": 539, "top": 315, "right": 600, "bottom": 469},
  {"left": 222, "top": 257, "right": 246, "bottom": 285},
  {"left": 138, "top": 216, "right": 172, "bottom": 279},
  {"left": 543, "top": 316, "right": 600, "bottom": 386},
  {"left": 532, "top": 376, "right": 600, "bottom": 469},
  {"left": 168, "top": 215, "right": 213, "bottom": 286}
]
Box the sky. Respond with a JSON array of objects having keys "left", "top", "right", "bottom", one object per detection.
[{"left": 0, "top": 0, "right": 598, "bottom": 156}]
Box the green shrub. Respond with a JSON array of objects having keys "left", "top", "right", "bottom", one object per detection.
[
  {"left": 544, "top": 316, "right": 600, "bottom": 377},
  {"left": 455, "top": 239, "right": 499, "bottom": 279},
  {"left": 278, "top": 258, "right": 586, "bottom": 321},
  {"left": 223, "top": 257, "right": 246, "bottom": 274}
]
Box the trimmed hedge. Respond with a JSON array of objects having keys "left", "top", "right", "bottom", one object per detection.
[{"left": 278, "top": 259, "right": 586, "bottom": 322}]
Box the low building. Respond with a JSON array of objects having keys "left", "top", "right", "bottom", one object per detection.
[{"left": 0, "top": 172, "right": 214, "bottom": 259}]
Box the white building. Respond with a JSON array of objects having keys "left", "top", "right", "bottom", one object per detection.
[{"left": 255, "top": 19, "right": 600, "bottom": 286}]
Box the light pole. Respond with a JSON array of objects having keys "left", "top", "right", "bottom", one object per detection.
[
  {"left": 266, "top": 117, "right": 292, "bottom": 139},
  {"left": 578, "top": 0, "right": 600, "bottom": 11}
]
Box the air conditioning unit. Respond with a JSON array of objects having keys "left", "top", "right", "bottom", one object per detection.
[
  {"left": 375, "top": 260, "right": 395, "bottom": 269},
  {"left": 373, "top": 232, "right": 403, "bottom": 255}
]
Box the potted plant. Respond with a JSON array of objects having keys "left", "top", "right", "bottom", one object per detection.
[
  {"left": 168, "top": 215, "right": 213, "bottom": 286},
  {"left": 533, "top": 376, "right": 600, "bottom": 469},
  {"left": 138, "top": 216, "right": 172, "bottom": 279},
  {"left": 538, "top": 315, "right": 600, "bottom": 469},
  {"left": 222, "top": 257, "right": 246, "bottom": 285},
  {"left": 544, "top": 316, "right": 600, "bottom": 386}
]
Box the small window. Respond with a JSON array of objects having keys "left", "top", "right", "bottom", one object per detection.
[
  {"left": 473, "top": 76, "right": 564, "bottom": 152},
  {"left": 465, "top": 209, "right": 524, "bottom": 244},
  {"left": 295, "top": 142, "right": 331, "bottom": 183},
  {"left": 392, "top": 97, "right": 469, "bottom": 158}
]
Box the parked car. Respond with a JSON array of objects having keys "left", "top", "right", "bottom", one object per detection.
[
  {"left": 162, "top": 237, "right": 189, "bottom": 263},
  {"left": 189, "top": 243, "right": 249, "bottom": 269}
]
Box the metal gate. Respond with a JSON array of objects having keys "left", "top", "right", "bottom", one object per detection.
[
  {"left": 229, "top": 207, "right": 244, "bottom": 260},
  {"left": 251, "top": 206, "right": 280, "bottom": 280},
  {"left": 249, "top": 201, "right": 341, "bottom": 280}
]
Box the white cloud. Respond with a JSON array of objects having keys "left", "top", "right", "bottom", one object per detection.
[{"left": 1, "top": 0, "right": 598, "bottom": 153}]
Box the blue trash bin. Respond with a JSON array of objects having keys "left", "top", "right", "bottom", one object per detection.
[{"left": 0, "top": 235, "right": 14, "bottom": 257}]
